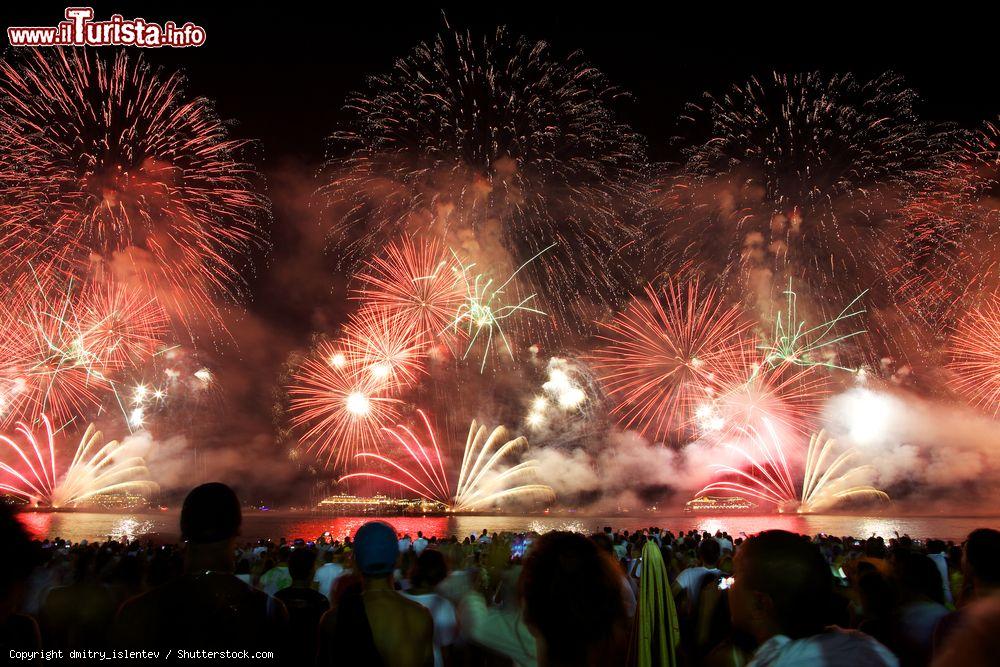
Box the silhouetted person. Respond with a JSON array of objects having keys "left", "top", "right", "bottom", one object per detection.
[
  {"left": 729, "top": 530, "right": 897, "bottom": 666},
  {"left": 40, "top": 546, "right": 116, "bottom": 648},
  {"left": 520, "top": 531, "right": 628, "bottom": 667},
  {"left": 112, "top": 483, "right": 288, "bottom": 652},
  {"left": 933, "top": 528, "right": 1000, "bottom": 654},
  {"left": 317, "top": 521, "right": 433, "bottom": 667},
  {"left": 0, "top": 505, "right": 40, "bottom": 651},
  {"left": 274, "top": 547, "right": 328, "bottom": 663}
]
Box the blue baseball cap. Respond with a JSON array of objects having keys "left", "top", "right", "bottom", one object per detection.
[{"left": 354, "top": 521, "right": 398, "bottom": 576}]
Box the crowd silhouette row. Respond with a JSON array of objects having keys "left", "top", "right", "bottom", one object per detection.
[{"left": 2, "top": 483, "right": 999, "bottom": 666}]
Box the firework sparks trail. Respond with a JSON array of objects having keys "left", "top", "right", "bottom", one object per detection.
[
  {"left": 758, "top": 281, "right": 868, "bottom": 373},
  {"left": 698, "top": 420, "right": 889, "bottom": 513},
  {"left": 0, "top": 48, "right": 268, "bottom": 328},
  {"left": 352, "top": 238, "right": 465, "bottom": 347},
  {"left": 0, "top": 415, "right": 157, "bottom": 507},
  {"left": 341, "top": 410, "right": 554, "bottom": 511},
  {"left": 590, "top": 280, "right": 755, "bottom": 443},
  {"left": 288, "top": 340, "right": 402, "bottom": 469},
  {"left": 341, "top": 307, "right": 427, "bottom": 393},
  {"left": 0, "top": 274, "right": 167, "bottom": 430},
  {"left": 324, "top": 23, "right": 646, "bottom": 336},
  {"left": 445, "top": 245, "right": 550, "bottom": 372},
  {"left": 694, "top": 343, "right": 831, "bottom": 441},
  {"left": 948, "top": 295, "right": 1000, "bottom": 417}
]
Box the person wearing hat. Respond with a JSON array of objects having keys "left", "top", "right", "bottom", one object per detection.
[
  {"left": 318, "top": 521, "right": 433, "bottom": 667},
  {"left": 111, "top": 483, "right": 288, "bottom": 652}
]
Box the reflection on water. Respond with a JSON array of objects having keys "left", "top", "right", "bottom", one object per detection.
[{"left": 15, "top": 511, "right": 1000, "bottom": 543}]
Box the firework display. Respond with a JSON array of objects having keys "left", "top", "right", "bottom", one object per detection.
[
  {"left": 341, "top": 410, "right": 554, "bottom": 511},
  {"left": 0, "top": 23, "right": 997, "bottom": 515},
  {"left": 948, "top": 295, "right": 1000, "bottom": 417},
  {"left": 590, "top": 280, "right": 755, "bottom": 443},
  {"left": 324, "top": 22, "right": 646, "bottom": 335},
  {"left": 0, "top": 48, "right": 267, "bottom": 328},
  {"left": 698, "top": 421, "right": 889, "bottom": 513},
  {"left": 0, "top": 415, "right": 157, "bottom": 508}
]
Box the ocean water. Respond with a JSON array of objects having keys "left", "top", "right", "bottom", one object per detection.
[{"left": 15, "top": 510, "right": 1000, "bottom": 543}]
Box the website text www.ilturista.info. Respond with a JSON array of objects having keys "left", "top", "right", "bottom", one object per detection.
[{"left": 7, "top": 7, "right": 206, "bottom": 48}]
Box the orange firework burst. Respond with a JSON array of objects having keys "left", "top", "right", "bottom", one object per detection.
[
  {"left": 948, "top": 295, "right": 1000, "bottom": 417},
  {"left": 288, "top": 339, "right": 402, "bottom": 468},
  {"left": 341, "top": 307, "right": 427, "bottom": 392},
  {"left": 0, "top": 48, "right": 267, "bottom": 328},
  {"left": 353, "top": 238, "right": 465, "bottom": 346},
  {"left": 590, "top": 281, "right": 755, "bottom": 443}
]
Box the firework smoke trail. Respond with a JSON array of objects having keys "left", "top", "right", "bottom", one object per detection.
[
  {"left": 323, "top": 22, "right": 646, "bottom": 338},
  {"left": 590, "top": 280, "right": 755, "bottom": 444},
  {"left": 341, "top": 307, "right": 427, "bottom": 393},
  {"left": 758, "top": 281, "right": 868, "bottom": 373},
  {"left": 948, "top": 295, "right": 1000, "bottom": 418},
  {"left": 698, "top": 421, "right": 889, "bottom": 513},
  {"left": 288, "top": 339, "right": 402, "bottom": 469},
  {"left": 694, "top": 342, "right": 831, "bottom": 442},
  {"left": 341, "top": 410, "right": 554, "bottom": 511},
  {"left": 0, "top": 48, "right": 268, "bottom": 329},
  {"left": 656, "top": 71, "right": 942, "bottom": 361},
  {"left": 352, "top": 238, "right": 465, "bottom": 347},
  {"left": 0, "top": 415, "right": 157, "bottom": 507},
  {"left": 445, "top": 246, "right": 548, "bottom": 372}
]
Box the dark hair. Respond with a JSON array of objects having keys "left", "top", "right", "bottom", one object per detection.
[
  {"left": 736, "top": 530, "right": 833, "bottom": 638},
  {"left": 180, "top": 483, "right": 241, "bottom": 544},
  {"left": 893, "top": 549, "right": 944, "bottom": 604},
  {"left": 410, "top": 549, "right": 448, "bottom": 588},
  {"left": 288, "top": 547, "right": 316, "bottom": 581},
  {"left": 520, "top": 531, "right": 626, "bottom": 665},
  {"left": 965, "top": 529, "right": 1000, "bottom": 585},
  {"left": 698, "top": 535, "right": 721, "bottom": 566},
  {"left": 0, "top": 505, "right": 37, "bottom": 599},
  {"left": 590, "top": 532, "right": 614, "bottom": 555}
]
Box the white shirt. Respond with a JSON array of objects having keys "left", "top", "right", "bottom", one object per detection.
[
  {"left": 399, "top": 537, "right": 412, "bottom": 553},
  {"left": 413, "top": 537, "right": 429, "bottom": 555},
  {"left": 749, "top": 627, "right": 898, "bottom": 667},
  {"left": 312, "top": 562, "right": 345, "bottom": 601},
  {"left": 401, "top": 592, "right": 457, "bottom": 667},
  {"left": 675, "top": 566, "right": 721, "bottom": 607},
  {"left": 927, "top": 552, "right": 953, "bottom": 605}
]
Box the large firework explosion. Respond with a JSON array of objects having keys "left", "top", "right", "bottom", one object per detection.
[
  {"left": 352, "top": 237, "right": 465, "bottom": 347},
  {"left": 323, "top": 22, "right": 647, "bottom": 341},
  {"left": 287, "top": 339, "right": 403, "bottom": 469},
  {"left": 653, "top": 72, "right": 946, "bottom": 365},
  {"left": 0, "top": 48, "right": 268, "bottom": 329},
  {"left": 589, "top": 280, "right": 755, "bottom": 444},
  {"left": 0, "top": 415, "right": 156, "bottom": 508},
  {"left": 948, "top": 295, "right": 1000, "bottom": 418}
]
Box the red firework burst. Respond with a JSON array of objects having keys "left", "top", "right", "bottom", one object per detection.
[
  {"left": 0, "top": 290, "right": 111, "bottom": 428},
  {"left": 288, "top": 340, "right": 402, "bottom": 469},
  {"left": 342, "top": 307, "right": 427, "bottom": 392},
  {"left": 693, "top": 343, "right": 831, "bottom": 442},
  {"left": 590, "top": 281, "right": 755, "bottom": 443},
  {"left": 0, "top": 48, "right": 267, "bottom": 328},
  {"left": 77, "top": 281, "right": 168, "bottom": 371},
  {"left": 948, "top": 295, "right": 1000, "bottom": 417},
  {"left": 352, "top": 238, "right": 464, "bottom": 346}
]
